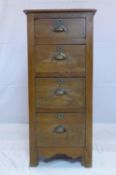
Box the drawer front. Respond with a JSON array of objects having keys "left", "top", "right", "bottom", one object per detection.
[
  {"left": 35, "top": 78, "right": 85, "bottom": 112},
  {"left": 34, "top": 18, "right": 86, "bottom": 44},
  {"left": 36, "top": 113, "right": 85, "bottom": 147},
  {"left": 35, "top": 45, "right": 85, "bottom": 77}
]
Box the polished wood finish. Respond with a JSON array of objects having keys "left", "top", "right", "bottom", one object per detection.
[
  {"left": 36, "top": 113, "right": 85, "bottom": 147},
  {"left": 34, "top": 18, "right": 85, "bottom": 44},
  {"left": 35, "top": 45, "right": 85, "bottom": 76},
  {"left": 35, "top": 78, "right": 85, "bottom": 112},
  {"left": 84, "top": 14, "right": 94, "bottom": 167},
  {"left": 38, "top": 147, "right": 84, "bottom": 159},
  {"left": 24, "top": 9, "right": 96, "bottom": 167},
  {"left": 27, "top": 14, "right": 38, "bottom": 166},
  {"left": 24, "top": 9, "right": 96, "bottom": 14}
]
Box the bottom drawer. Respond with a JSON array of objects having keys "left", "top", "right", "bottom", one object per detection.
[{"left": 36, "top": 113, "right": 85, "bottom": 147}]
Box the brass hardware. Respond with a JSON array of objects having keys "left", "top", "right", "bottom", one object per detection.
[
  {"left": 54, "top": 52, "right": 67, "bottom": 61},
  {"left": 54, "top": 25, "right": 66, "bottom": 32},
  {"left": 53, "top": 19, "right": 67, "bottom": 32},
  {"left": 53, "top": 125, "right": 66, "bottom": 134},
  {"left": 57, "top": 113, "right": 64, "bottom": 119},
  {"left": 55, "top": 88, "right": 66, "bottom": 96}
]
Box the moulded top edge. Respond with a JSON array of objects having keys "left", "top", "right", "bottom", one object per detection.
[{"left": 24, "top": 9, "right": 96, "bottom": 15}]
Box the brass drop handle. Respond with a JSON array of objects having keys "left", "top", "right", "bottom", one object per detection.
[
  {"left": 53, "top": 125, "right": 66, "bottom": 134},
  {"left": 54, "top": 25, "right": 66, "bottom": 32},
  {"left": 54, "top": 52, "right": 67, "bottom": 61},
  {"left": 55, "top": 88, "right": 66, "bottom": 96}
]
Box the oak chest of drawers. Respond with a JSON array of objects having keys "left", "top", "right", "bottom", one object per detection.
[{"left": 24, "top": 9, "right": 96, "bottom": 167}]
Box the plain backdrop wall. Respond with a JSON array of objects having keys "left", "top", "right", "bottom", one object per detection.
[{"left": 0, "top": 0, "right": 116, "bottom": 123}]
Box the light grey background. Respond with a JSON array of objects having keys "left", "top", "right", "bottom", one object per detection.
[{"left": 0, "top": 0, "right": 116, "bottom": 123}]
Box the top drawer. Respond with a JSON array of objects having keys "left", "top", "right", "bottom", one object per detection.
[{"left": 34, "top": 18, "right": 86, "bottom": 44}]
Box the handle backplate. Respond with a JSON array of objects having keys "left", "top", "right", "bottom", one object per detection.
[{"left": 53, "top": 19, "right": 67, "bottom": 32}]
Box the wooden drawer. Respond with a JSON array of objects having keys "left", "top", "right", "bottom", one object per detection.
[
  {"left": 35, "top": 45, "right": 85, "bottom": 77},
  {"left": 36, "top": 113, "right": 85, "bottom": 147},
  {"left": 35, "top": 78, "right": 85, "bottom": 112},
  {"left": 34, "top": 18, "right": 86, "bottom": 44}
]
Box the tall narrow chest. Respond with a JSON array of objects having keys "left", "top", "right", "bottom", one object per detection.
[{"left": 24, "top": 9, "right": 96, "bottom": 167}]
